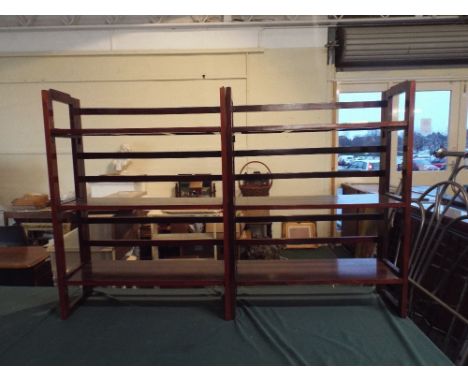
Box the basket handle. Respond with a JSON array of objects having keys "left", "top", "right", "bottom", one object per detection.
[{"left": 238, "top": 160, "right": 273, "bottom": 187}]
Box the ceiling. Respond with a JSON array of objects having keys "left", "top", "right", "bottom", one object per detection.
[{"left": 0, "top": 15, "right": 465, "bottom": 29}]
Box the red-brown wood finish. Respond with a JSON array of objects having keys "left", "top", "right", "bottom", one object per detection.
[
  {"left": 400, "top": 81, "right": 416, "bottom": 317},
  {"left": 237, "top": 259, "right": 401, "bottom": 286},
  {"left": 41, "top": 81, "right": 414, "bottom": 320},
  {"left": 220, "top": 87, "right": 237, "bottom": 320},
  {"left": 42, "top": 90, "right": 70, "bottom": 319},
  {"left": 69, "top": 97, "right": 92, "bottom": 299}
]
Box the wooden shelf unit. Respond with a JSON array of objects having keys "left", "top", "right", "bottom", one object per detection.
[{"left": 42, "top": 81, "right": 415, "bottom": 320}]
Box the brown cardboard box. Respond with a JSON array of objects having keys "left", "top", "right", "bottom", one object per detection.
[{"left": 205, "top": 222, "right": 241, "bottom": 235}]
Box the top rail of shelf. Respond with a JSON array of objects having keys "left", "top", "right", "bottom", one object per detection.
[
  {"left": 79, "top": 106, "right": 220, "bottom": 115},
  {"left": 77, "top": 101, "right": 385, "bottom": 115},
  {"left": 233, "top": 100, "right": 386, "bottom": 113}
]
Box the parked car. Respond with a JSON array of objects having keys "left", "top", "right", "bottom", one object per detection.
[
  {"left": 343, "top": 160, "right": 380, "bottom": 171},
  {"left": 338, "top": 155, "right": 354, "bottom": 167},
  {"left": 397, "top": 159, "right": 440, "bottom": 171}
]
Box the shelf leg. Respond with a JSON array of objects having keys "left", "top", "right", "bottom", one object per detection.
[{"left": 400, "top": 281, "right": 409, "bottom": 318}]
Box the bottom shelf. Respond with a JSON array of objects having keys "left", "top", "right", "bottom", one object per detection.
[
  {"left": 66, "top": 258, "right": 401, "bottom": 287},
  {"left": 67, "top": 259, "right": 225, "bottom": 287},
  {"left": 237, "top": 258, "right": 402, "bottom": 286}
]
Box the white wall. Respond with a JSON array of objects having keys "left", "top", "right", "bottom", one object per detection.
[{"left": 0, "top": 26, "right": 335, "bottom": 234}]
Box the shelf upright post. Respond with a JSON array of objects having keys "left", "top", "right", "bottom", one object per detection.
[
  {"left": 400, "top": 81, "right": 416, "bottom": 317},
  {"left": 377, "top": 89, "right": 393, "bottom": 278},
  {"left": 42, "top": 90, "right": 70, "bottom": 319},
  {"left": 69, "top": 97, "right": 92, "bottom": 297},
  {"left": 220, "top": 87, "right": 237, "bottom": 320}
]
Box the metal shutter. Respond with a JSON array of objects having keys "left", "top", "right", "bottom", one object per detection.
[{"left": 335, "top": 24, "right": 468, "bottom": 70}]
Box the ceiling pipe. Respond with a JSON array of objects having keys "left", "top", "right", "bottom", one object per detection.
[{"left": 0, "top": 15, "right": 464, "bottom": 32}]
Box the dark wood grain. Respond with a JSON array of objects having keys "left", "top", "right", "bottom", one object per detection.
[
  {"left": 42, "top": 90, "right": 70, "bottom": 319},
  {"left": 82, "top": 215, "right": 223, "bottom": 224},
  {"left": 69, "top": 97, "right": 92, "bottom": 288},
  {"left": 233, "top": 121, "right": 406, "bottom": 133},
  {"left": 52, "top": 127, "right": 221, "bottom": 136},
  {"left": 233, "top": 100, "right": 387, "bottom": 112},
  {"left": 87, "top": 234, "right": 223, "bottom": 246},
  {"left": 235, "top": 170, "right": 383, "bottom": 180},
  {"left": 0, "top": 246, "right": 49, "bottom": 269},
  {"left": 400, "top": 80, "right": 416, "bottom": 317},
  {"left": 81, "top": 174, "right": 222, "bottom": 183},
  {"left": 61, "top": 197, "right": 223, "bottom": 211},
  {"left": 237, "top": 259, "right": 402, "bottom": 285},
  {"left": 67, "top": 259, "right": 224, "bottom": 287},
  {"left": 79, "top": 106, "right": 220, "bottom": 115},
  {"left": 237, "top": 236, "right": 378, "bottom": 245},
  {"left": 220, "top": 86, "right": 237, "bottom": 320},
  {"left": 235, "top": 194, "right": 404, "bottom": 210},
  {"left": 78, "top": 150, "right": 222, "bottom": 159},
  {"left": 235, "top": 146, "right": 385, "bottom": 157},
  {"left": 77, "top": 146, "right": 385, "bottom": 160},
  {"left": 236, "top": 213, "right": 383, "bottom": 223}
]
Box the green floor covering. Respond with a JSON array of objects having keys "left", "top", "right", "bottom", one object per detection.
[{"left": 0, "top": 285, "right": 452, "bottom": 366}]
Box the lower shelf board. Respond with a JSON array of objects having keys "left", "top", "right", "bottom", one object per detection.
[
  {"left": 236, "top": 258, "right": 402, "bottom": 286},
  {"left": 66, "top": 258, "right": 401, "bottom": 287},
  {"left": 67, "top": 259, "right": 225, "bottom": 287}
]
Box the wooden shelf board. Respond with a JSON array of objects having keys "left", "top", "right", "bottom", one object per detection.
[
  {"left": 61, "top": 197, "right": 223, "bottom": 211},
  {"left": 236, "top": 194, "right": 405, "bottom": 210},
  {"left": 237, "top": 258, "right": 402, "bottom": 286},
  {"left": 67, "top": 259, "right": 225, "bottom": 287}
]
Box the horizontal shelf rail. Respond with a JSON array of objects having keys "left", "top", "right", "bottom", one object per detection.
[
  {"left": 235, "top": 170, "right": 383, "bottom": 180},
  {"left": 78, "top": 150, "right": 222, "bottom": 159},
  {"left": 79, "top": 106, "right": 221, "bottom": 115},
  {"left": 86, "top": 237, "right": 223, "bottom": 246},
  {"left": 236, "top": 213, "right": 383, "bottom": 223},
  {"left": 80, "top": 174, "right": 223, "bottom": 182},
  {"left": 76, "top": 146, "right": 385, "bottom": 160},
  {"left": 81, "top": 215, "right": 223, "bottom": 224},
  {"left": 235, "top": 146, "right": 385, "bottom": 157},
  {"left": 52, "top": 127, "right": 221, "bottom": 136},
  {"left": 233, "top": 121, "right": 407, "bottom": 134},
  {"left": 237, "top": 236, "right": 379, "bottom": 246},
  {"left": 233, "top": 100, "right": 387, "bottom": 112}
]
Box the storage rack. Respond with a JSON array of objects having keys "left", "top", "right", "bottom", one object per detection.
[
  {"left": 227, "top": 81, "right": 415, "bottom": 318},
  {"left": 42, "top": 81, "right": 414, "bottom": 320}
]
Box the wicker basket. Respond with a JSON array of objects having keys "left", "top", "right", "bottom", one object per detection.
[{"left": 238, "top": 161, "right": 272, "bottom": 197}]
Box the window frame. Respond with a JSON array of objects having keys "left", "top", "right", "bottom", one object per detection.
[{"left": 336, "top": 81, "right": 460, "bottom": 187}]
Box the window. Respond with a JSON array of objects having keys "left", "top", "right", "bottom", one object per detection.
[
  {"left": 397, "top": 90, "right": 450, "bottom": 171},
  {"left": 338, "top": 90, "right": 451, "bottom": 172},
  {"left": 337, "top": 92, "right": 382, "bottom": 170}
]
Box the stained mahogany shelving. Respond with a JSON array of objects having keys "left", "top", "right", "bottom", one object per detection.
[
  {"left": 225, "top": 80, "right": 415, "bottom": 319},
  {"left": 42, "top": 80, "right": 415, "bottom": 321},
  {"left": 237, "top": 259, "right": 401, "bottom": 286},
  {"left": 67, "top": 260, "right": 224, "bottom": 287},
  {"left": 235, "top": 194, "right": 404, "bottom": 210}
]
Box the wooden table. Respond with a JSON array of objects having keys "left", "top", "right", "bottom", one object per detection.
[
  {"left": 3, "top": 209, "right": 52, "bottom": 226},
  {"left": 0, "top": 246, "right": 53, "bottom": 286}
]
